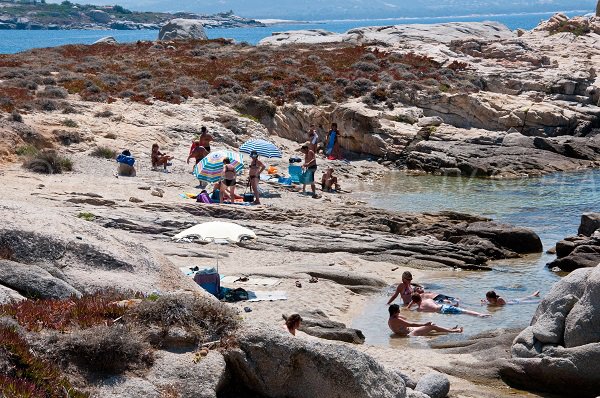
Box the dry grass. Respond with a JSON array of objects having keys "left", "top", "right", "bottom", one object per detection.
[{"left": 22, "top": 150, "right": 73, "bottom": 174}]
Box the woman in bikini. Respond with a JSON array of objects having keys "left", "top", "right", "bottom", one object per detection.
[
  {"left": 388, "top": 304, "right": 463, "bottom": 337},
  {"left": 387, "top": 271, "right": 414, "bottom": 306},
  {"left": 220, "top": 158, "right": 237, "bottom": 204},
  {"left": 248, "top": 150, "right": 266, "bottom": 205}
]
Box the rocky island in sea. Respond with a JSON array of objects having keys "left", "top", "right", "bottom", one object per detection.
[
  {"left": 0, "top": 1, "right": 263, "bottom": 30},
  {"left": 1, "top": 9, "right": 600, "bottom": 398}
]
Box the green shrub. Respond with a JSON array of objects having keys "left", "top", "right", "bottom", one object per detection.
[
  {"left": 59, "top": 324, "right": 152, "bottom": 373},
  {"left": 15, "top": 144, "right": 39, "bottom": 156},
  {"left": 77, "top": 212, "right": 95, "bottom": 221},
  {"left": 61, "top": 118, "right": 78, "bottom": 127},
  {"left": 130, "top": 294, "right": 239, "bottom": 343},
  {"left": 10, "top": 111, "right": 23, "bottom": 122},
  {"left": 94, "top": 110, "right": 113, "bottom": 118},
  {"left": 23, "top": 150, "right": 73, "bottom": 174},
  {"left": 90, "top": 146, "right": 117, "bottom": 159}
]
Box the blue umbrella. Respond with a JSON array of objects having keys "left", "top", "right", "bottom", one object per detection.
[{"left": 239, "top": 139, "right": 282, "bottom": 158}]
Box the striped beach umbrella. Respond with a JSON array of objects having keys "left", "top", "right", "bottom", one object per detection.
[
  {"left": 193, "top": 150, "right": 244, "bottom": 183},
  {"left": 239, "top": 139, "right": 282, "bottom": 158}
]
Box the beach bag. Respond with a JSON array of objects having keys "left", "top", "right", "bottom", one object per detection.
[
  {"left": 243, "top": 192, "right": 255, "bottom": 202},
  {"left": 223, "top": 287, "right": 249, "bottom": 302},
  {"left": 197, "top": 192, "right": 212, "bottom": 204},
  {"left": 116, "top": 154, "right": 135, "bottom": 166}
]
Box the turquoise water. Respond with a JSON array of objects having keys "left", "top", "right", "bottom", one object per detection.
[
  {"left": 0, "top": 9, "right": 592, "bottom": 54},
  {"left": 351, "top": 170, "right": 600, "bottom": 346}
]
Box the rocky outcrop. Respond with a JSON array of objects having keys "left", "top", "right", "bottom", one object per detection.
[
  {"left": 158, "top": 19, "right": 208, "bottom": 41},
  {"left": 534, "top": 13, "right": 600, "bottom": 35},
  {"left": 225, "top": 327, "right": 406, "bottom": 398},
  {"left": 260, "top": 22, "right": 515, "bottom": 47},
  {"left": 0, "top": 201, "right": 198, "bottom": 299},
  {"left": 502, "top": 266, "right": 600, "bottom": 397},
  {"left": 93, "top": 36, "right": 117, "bottom": 45},
  {"left": 286, "top": 310, "right": 366, "bottom": 344},
  {"left": 547, "top": 213, "right": 600, "bottom": 271}
]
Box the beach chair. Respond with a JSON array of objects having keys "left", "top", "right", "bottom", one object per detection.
[{"left": 288, "top": 165, "right": 302, "bottom": 183}]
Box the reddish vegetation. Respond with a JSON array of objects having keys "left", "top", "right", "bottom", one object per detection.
[
  {"left": 0, "top": 39, "right": 480, "bottom": 112},
  {"left": 0, "top": 291, "right": 131, "bottom": 332}
]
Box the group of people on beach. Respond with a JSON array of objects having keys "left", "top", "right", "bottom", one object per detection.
[
  {"left": 118, "top": 122, "right": 345, "bottom": 205},
  {"left": 386, "top": 271, "right": 540, "bottom": 337}
]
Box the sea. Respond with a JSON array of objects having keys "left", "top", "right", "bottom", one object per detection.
[{"left": 0, "top": 9, "right": 593, "bottom": 54}]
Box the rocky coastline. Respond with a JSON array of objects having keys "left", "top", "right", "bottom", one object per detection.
[
  {"left": 1, "top": 12, "right": 600, "bottom": 398},
  {"left": 0, "top": 3, "right": 263, "bottom": 31}
]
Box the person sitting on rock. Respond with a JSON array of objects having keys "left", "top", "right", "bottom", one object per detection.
[
  {"left": 285, "top": 313, "right": 302, "bottom": 336},
  {"left": 388, "top": 304, "right": 463, "bottom": 336},
  {"left": 151, "top": 143, "right": 173, "bottom": 171},
  {"left": 409, "top": 293, "right": 491, "bottom": 318},
  {"left": 483, "top": 290, "right": 540, "bottom": 306},
  {"left": 387, "top": 271, "right": 415, "bottom": 306},
  {"left": 321, "top": 167, "right": 340, "bottom": 192}
]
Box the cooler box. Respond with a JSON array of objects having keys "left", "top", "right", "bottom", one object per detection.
[
  {"left": 193, "top": 268, "right": 220, "bottom": 297},
  {"left": 288, "top": 165, "right": 302, "bottom": 183}
]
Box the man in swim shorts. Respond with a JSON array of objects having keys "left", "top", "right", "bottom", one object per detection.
[
  {"left": 388, "top": 304, "right": 463, "bottom": 336},
  {"left": 483, "top": 290, "right": 540, "bottom": 306},
  {"left": 409, "top": 293, "right": 491, "bottom": 318},
  {"left": 413, "top": 286, "right": 460, "bottom": 306}
]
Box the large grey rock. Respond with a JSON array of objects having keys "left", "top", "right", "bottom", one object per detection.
[
  {"left": 0, "top": 201, "right": 198, "bottom": 296},
  {"left": 414, "top": 372, "right": 450, "bottom": 398},
  {"left": 94, "top": 351, "right": 226, "bottom": 398},
  {"left": 564, "top": 265, "right": 600, "bottom": 348},
  {"left": 158, "top": 19, "right": 208, "bottom": 41},
  {"left": 288, "top": 310, "right": 366, "bottom": 344},
  {"left": 93, "top": 36, "right": 117, "bottom": 45},
  {"left": 0, "top": 260, "right": 81, "bottom": 299},
  {"left": 504, "top": 265, "right": 600, "bottom": 396},
  {"left": 464, "top": 222, "right": 543, "bottom": 254},
  {"left": 88, "top": 10, "right": 111, "bottom": 24},
  {"left": 225, "top": 327, "right": 406, "bottom": 398},
  {"left": 578, "top": 213, "right": 600, "bottom": 236},
  {"left": 0, "top": 284, "right": 25, "bottom": 304}
]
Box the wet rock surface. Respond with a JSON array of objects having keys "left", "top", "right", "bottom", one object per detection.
[{"left": 548, "top": 213, "right": 600, "bottom": 271}]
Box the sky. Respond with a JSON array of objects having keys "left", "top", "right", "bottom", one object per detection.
[{"left": 47, "top": 0, "right": 596, "bottom": 20}]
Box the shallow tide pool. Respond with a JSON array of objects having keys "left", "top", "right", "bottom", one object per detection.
[{"left": 351, "top": 170, "right": 600, "bottom": 345}]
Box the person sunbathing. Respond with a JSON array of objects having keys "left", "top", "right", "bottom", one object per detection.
[
  {"left": 413, "top": 286, "right": 459, "bottom": 306},
  {"left": 409, "top": 293, "right": 491, "bottom": 318},
  {"left": 388, "top": 304, "right": 463, "bottom": 336},
  {"left": 483, "top": 290, "right": 540, "bottom": 306},
  {"left": 212, "top": 182, "right": 242, "bottom": 201}
]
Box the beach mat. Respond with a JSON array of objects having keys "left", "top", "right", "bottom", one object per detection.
[{"left": 247, "top": 290, "right": 287, "bottom": 302}]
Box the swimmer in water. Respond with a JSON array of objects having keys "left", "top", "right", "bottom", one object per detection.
[{"left": 483, "top": 290, "right": 541, "bottom": 306}]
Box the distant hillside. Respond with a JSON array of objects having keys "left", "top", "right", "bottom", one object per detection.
[
  {"left": 45, "top": 0, "right": 596, "bottom": 20},
  {"left": 0, "top": 1, "right": 264, "bottom": 30}
]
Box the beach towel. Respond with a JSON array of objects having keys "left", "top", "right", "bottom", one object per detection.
[
  {"left": 247, "top": 291, "right": 287, "bottom": 302},
  {"left": 325, "top": 130, "right": 337, "bottom": 156}
]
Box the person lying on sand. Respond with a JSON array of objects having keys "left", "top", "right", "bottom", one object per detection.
[
  {"left": 413, "top": 286, "right": 460, "bottom": 306},
  {"left": 483, "top": 290, "right": 540, "bottom": 306},
  {"left": 387, "top": 271, "right": 414, "bottom": 306},
  {"left": 409, "top": 293, "right": 491, "bottom": 318},
  {"left": 388, "top": 304, "right": 463, "bottom": 336}
]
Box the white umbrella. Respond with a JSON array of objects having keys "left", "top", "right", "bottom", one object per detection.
[{"left": 172, "top": 221, "right": 256, "bottom": 272}]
